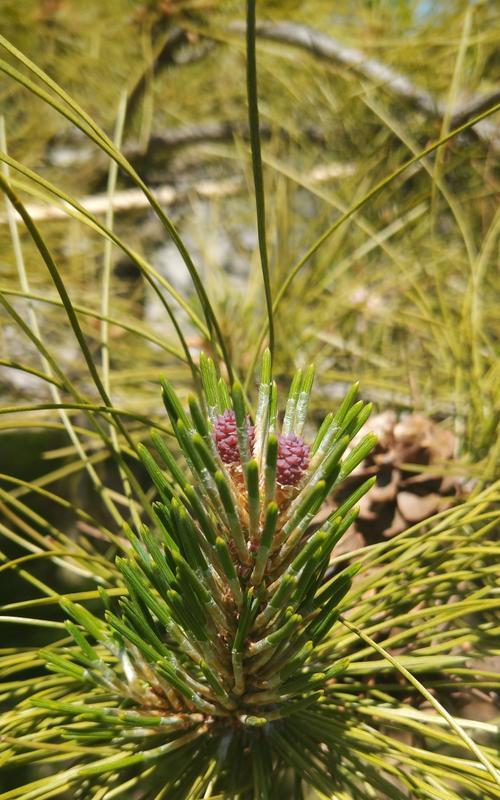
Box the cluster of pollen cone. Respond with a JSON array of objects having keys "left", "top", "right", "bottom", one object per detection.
[{"left": 45, "top": 350, "right": 376, "bottom": 740}]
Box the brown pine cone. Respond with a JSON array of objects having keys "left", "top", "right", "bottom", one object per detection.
[{"left": 334, "top": 412, "right": 462, "bottom": 545}]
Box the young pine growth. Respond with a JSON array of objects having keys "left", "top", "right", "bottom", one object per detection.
[{"left": 39, "top": 352, "right": 377, "bottom": 797}]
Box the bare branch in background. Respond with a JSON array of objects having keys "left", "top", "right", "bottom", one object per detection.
[
  {"left": 125, "top": 27, "right": 190, "bottom": 128},
  {"left": 450, "top": 88, "right": 500, "bottom": 129},
  {"left": 229, "top": 21, "right": 500, "bottom": 149},
  {"left": 0, "top": 163, "right": 355, "bottom": 226},
  {"left": 125, "top": 27, "right": 217, "bottom": 134},
  {"left": 47, "top": 120, "right": 328, "bottom": 178}
]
